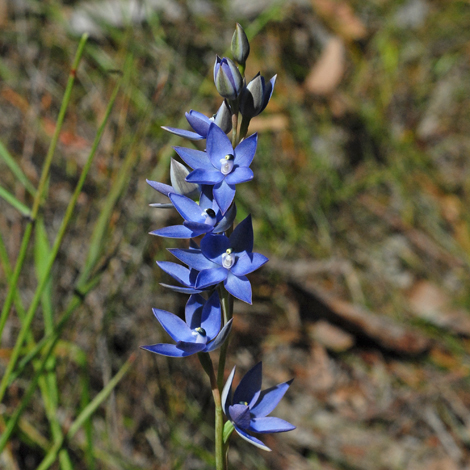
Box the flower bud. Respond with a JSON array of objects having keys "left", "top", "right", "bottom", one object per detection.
[
  {"left": 231, "top": 23, "right": 250, "bottom": 64},
  {"left": 213, "top": 101, "right": 232, "bottom": 134},
  {"left": 214, "top": 56, "right": 243, "bottom": 100},
  {"left": 239, "top": 73, "right": 277, "bottom": 119},
  {"left": 170, "top": 159, "right": 199, "bottom": 199}
]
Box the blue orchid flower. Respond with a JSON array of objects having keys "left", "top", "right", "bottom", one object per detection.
[
  {"left": 150, "top": 186, "right": 237, "bottom": 239},
  {"left": 161, "top": 101, "right": 232, "bottom": 141},
  {"left": 222, "top": 362, "right": 295, "bottom": 451},
  {"left": 168, "top": 215, "right": 268, "bottom": 304},
  {"left": 174, "top": 123, "right": 257, "bottom": 215},
  {"left": 141, "top": 292, "right": 232, "bottom": 357}
]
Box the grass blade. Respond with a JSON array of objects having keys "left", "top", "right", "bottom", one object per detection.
[
  {"left": 0, "top": 184, "right": 31, "bottom": 217},
  {"left": 0, "top": 140, "right": 36, "bottom": 196}
]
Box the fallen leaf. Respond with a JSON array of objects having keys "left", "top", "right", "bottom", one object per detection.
[
  {"left": 305, "top": 37, "right": 345, "bottom": 96},
  {"left": 248, "top": 114, "right": 288, "bottom": 133},
  {"left": 308, "top": 320, "right": 355, "bottom": 352},
  {"left": 408, "top": 280, "right": 470, "bottom": 336}
]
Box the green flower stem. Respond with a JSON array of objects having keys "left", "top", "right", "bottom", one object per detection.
[
  {"left": 238, "top": 116, "right": 251, "bottom": 142},
  {"left": 198, "top": 353, "right": 226, "bottom": 470},
  {"left": 0, "top": 72, "right": 120, "bottom": 404},
  {"left": 216, "top": 285, "right": 233, "bottom": 394},
  {"left": 0, "top": 33, "right": 89, "bottom": 344},
  {"left": 229, "top": 100, "right": 239, "bottom": 147}
]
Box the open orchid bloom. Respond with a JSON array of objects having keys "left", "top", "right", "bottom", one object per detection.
[
  {"left": 222, "top": 362, "right": 295, "bottom": 451},
  {"left": 168, "top": 215, "right": 268, "bottom": 304},
  {"left": 141, "top": 292, "right": 232, "bottom": 357},
  {"left": 174, "top": 123, "right": 257, "bottom": 215},
  {"left": 150, "top": 186, "right": 236, "bottom": 239}
]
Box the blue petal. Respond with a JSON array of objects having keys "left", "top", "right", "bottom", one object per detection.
[
  {"left": 231, "top": 252, "right": 269, "bottom": 276},
  {"left": 249, "top": 417, "right": 296, "bottom": 434},
  {"left": 152, "top": 308, "right": 193, "bottom": 342},
  {"left": 185, "top": 294, "right": 205, "bottom": 329},
  {"left": 250, "top": 380, "right": 294, "bottom": 418},
  {"left": 150, "top": 225, "right": 197, "bottom": 239},
  {"left": 141, "top": 343, "right": 199, "bottom": 357},
  {"left": 161, "top": 126, "right": 204, "bottom": 141},
  {"left": 224, "top": 272, "right": 252, "bottom": 304},
  {"left": 233, "top": 362, "right": 262, "bottom": 407},
  {"left": 183, "top": 221, "right": 213, "bottom": 237},
  {"left": 170, "top": 193, "right": 205, "bottom": 223},
  {"left": 229, "top": 404, "right": 252, "bottom": 429},
  {"left": 205, "top": 318, "right": 232, "bottom": 352},
  {"left": 168, "top": 248, "right": 215, "bottom": 271},
  {"left": 213, "top": 203, "right": 237, "bottom": 233},
  {"left": 186, "top": 168, "right": 224, "bottom": 184},
  {"left": 186, "top": 111, "right": 211, "bottom": 137},
  {"left": 200, "top": 234, "right": 230, "bottom": 264},
  {"left": 157, "top": 261, "right": 192, "bottom": 286},
  {"left": 214, "top": 180, "right": 236, "bottom": 215},
  {"left": 160, "top": 283, "right": 204, "bottom": 294},
  {"left": 207, "top": 123, "right": 234, "bottom": 169},
  {"left": 198, "top": 185, "right": 214, "bottom": 211},
  {"left": 230, "top": 215, "right": 253, "bottom": 254},
  {"left": 174, "top": 147, "right": 213, "bottom": 171},
  {"left": 196, "top": 267, "right": 228, "bottom": 289},
  {"left": 200, "top": 290, "right": 221, "bottom": 339},
  {"left": 225, "top": 167, "right": 254, "bottom": 185},
  {"left": 175, "top": 341, "right": 206, "bottom": 355},
  {"left": 222, "top": 366, "right": 236, "bottom": 414},
  {"left": 146, "top": 179, "right": 175, "bottom": 196},
  {"left": 234, "top": 133, "right": 257, "bottom": 168},
  {"left": 233, "top": 425, "right": 271, "bottom": 452}
]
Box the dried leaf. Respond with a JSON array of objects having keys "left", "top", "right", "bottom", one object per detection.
[
  {"left": 308, "top": 320, "right": 355, "bottom": 352},
  {"left": 305, "top": 37, "right": 345, "bottom": 96},
  {"left": 408, "top": 281, "right": 470, "bottom": 336}
]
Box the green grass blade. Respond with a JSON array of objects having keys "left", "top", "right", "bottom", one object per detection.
[
  {"left": 35, "top": 353, "right": 136, "bottom": 470},
  {"left": 0, "top": 32, "right": 89, "bottom": 347},
  {"left": 0, "top": 140, "right": 36, "bottom": 196},
  {"left": 0, "top": 184, "right": 31, "bottom": 217},
  {"left": 0, "top": 72, "right": 120, "bottom": 404}
]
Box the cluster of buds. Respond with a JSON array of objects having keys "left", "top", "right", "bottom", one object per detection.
[{"left": 142, "top": 24, "right": 294, "bottom": 463}]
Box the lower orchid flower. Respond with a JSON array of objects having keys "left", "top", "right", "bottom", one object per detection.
[
  {"left": 141, "top": 292, "right": 232, "bottom": 357},
  {"left": 222, "top": 362, "right": 295, "bottom": 451}
]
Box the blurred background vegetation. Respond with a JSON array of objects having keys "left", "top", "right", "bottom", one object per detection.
[{"left": 1, "top": 0, "right": 470, "bottom": 469}]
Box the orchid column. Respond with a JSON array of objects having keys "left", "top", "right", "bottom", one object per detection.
[{"left": 142, "top": 24, "right": 295, "bottom": 469}]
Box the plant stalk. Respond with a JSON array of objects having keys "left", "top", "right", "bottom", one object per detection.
[{"left": 198, "top": 353, "right": 226, "bottom": 470}]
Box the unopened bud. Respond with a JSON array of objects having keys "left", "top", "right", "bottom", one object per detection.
[
  {"left": 213, "top": 101, "right": 232, "bottom": 134},
  {"left": 231, "top": 23, "right": 250, "bottom": 64},
  {"left": 170, "top": 159, "right": 199, "bottom": 199},
  {"left": 214, "top": 56, "right": 243, "bottom": 100}
]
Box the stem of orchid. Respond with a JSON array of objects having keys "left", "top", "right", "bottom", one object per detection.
[
  {"left": 239, "top": 116, "right": 251, "bottom": 141},
  {"left": 198, "top": 353, "right": 226, "bottom": 470},
  {"left": 216, "top": 285, "right": 233, "bottom": 394},
  {"left": 230, "top": 100, "right": 239, "bottom": 147}
]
